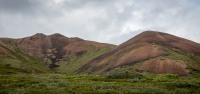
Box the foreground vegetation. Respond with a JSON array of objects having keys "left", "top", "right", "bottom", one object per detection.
[{"left": 0, "top": 73, "right": 200, "bottom": 94}]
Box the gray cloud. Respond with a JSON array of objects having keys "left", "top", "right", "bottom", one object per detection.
[
  {"left": 0, "top": 0, "right": 199, "bottom": 45},
  {"left": 0, "top": 0, "right": 32, "bottom": 13}
]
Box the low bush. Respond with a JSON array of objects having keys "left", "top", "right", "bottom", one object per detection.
[
  {"left": 152, "top": 74, "right": 179, "bottom": 82},
  {"left": 105, "top": 68, "right": 143, "bottom": 79},
  {"left": 0, "top": 74, "right": 200, "bottom": 93},
  {"left": 172, "top": 79, "right": 200, "bottom": 88}
]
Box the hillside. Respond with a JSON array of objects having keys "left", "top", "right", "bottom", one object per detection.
[
  {"left": 0, "top": 38, "right": 51, "bottom": 74},
  {"left": 77, "top": 31, "right": 200, "bottom": 76},
  {"left": 0, "top": 33, "right": 115, "bottom": 74},
  {"left": 1, "top": 31, "right": 200, "bottom": 94}
]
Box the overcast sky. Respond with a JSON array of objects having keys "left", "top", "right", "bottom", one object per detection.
[{"left": 0, "top": 0, "right": 199, "bottom": 44}]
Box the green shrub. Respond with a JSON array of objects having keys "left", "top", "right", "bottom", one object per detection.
[
  {"left": 105, "top": 68, "right": 143, "bottom": 79},
  {"left": 134, "top": 87, "right": 170, "bottom": 94},
  {"left": 172, "top": 79, "right": 200, "bottom": 88},
  {"left": 152, "top": 74, "right": 179, "bottom": 82},
  {"left": 174, "top": 88, "right": 192, "bottom": 94}
]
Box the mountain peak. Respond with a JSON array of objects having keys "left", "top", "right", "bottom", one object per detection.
[
  {"left": 49, "top": 33, "right": 66, "bottom": 38},
  {"left": 136, "top": 30, "right": 163, "bottom": 38},
  {"left": 121, "top": 30, "right": 200, "bottom": 53},
  {"left": 141, "top": 30, "right": 159, "bottom": 33},
  {"left": 34, "top": 33, "right": 46, "bottom": 36}
]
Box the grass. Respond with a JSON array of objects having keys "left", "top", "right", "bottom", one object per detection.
[
  {"left": 159, "top": 45, "right": 200, "bottom": 63},
  {"left": 0, "top": 56, "right": 51, "bottom": 74},
  {"left": 0, "top": 44, "right": 51, "bottom": 74},
  {"left": 53, "top": 47, "right": 111, "bottom": 74},
  {"left": 0, "top": 74, "right": 200, "bottom": 94},
  {"left": 167, "top": 49, "right": 194, "bottom": 62}
]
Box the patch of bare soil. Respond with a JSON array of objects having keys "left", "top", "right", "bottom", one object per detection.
[
  {"left": 114, "top": 44, "right": 167, "bottom": 67},
  {"left": 0, "top": 46, "right": 11, "bottom": 56},
  {"left": 138, "top": 58, "right": 189, "bottom": 76}
]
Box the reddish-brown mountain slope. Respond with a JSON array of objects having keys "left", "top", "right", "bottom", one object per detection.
[
  {"left": 16, "top": 33, "right": 115, "bottom": 68},
  {"left": 139, "top": 58, "right": 189, "bottom": 76},
  {"left": 77, "top": 31, "right": 200, "bottom": 75},
  {"left": 0, "top": 34, "right": 115, "bottom": 74},
  {"left": 0, "top": 45, "right": 12, "bottom": 57},
  {"left": 121, "top": 31, "right": 200, "bottom": 55}
]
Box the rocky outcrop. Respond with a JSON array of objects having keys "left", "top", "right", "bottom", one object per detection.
[{"left": 16, "top": 33, "right": 115, "bottom": 68}]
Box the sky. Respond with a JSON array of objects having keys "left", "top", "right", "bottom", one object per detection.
[{"left": 0, "top": 0, "right": 199, "bottom": 45}]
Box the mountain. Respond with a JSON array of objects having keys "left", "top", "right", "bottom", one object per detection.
[
  {"left": 0, "top": 33, "right": 115, "bottom": 74},
  {"left": 1, "top": 31, "right": 200, "bottom": 94},
  {"left": 0, "top": 38, "right": 51, "bottom": 74},
  {"left": 77, "top": 31, "right": 200, "bottom": 76}
]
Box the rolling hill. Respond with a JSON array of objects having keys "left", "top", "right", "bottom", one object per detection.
[
  {"left": 77, "top": 31, "right": 200, "bottom": 76},
  {"left": 0, "top": 38, "right": 51, "bottom": 74},
  {"left": 0, "top": 33, "right": 115, "bottom": 74}
]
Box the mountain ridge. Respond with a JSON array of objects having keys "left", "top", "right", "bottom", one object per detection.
[{"left": 0, "top": 31, "right": 200, "bottom": 76}]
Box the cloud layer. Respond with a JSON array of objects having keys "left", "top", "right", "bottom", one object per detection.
[{"left": 0, "top": 0, "right": 199, "bottom": 44}]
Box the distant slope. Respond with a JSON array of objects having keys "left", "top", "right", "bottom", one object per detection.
[
  {"left": 0, "top": 39, "right": 51, "bottom": 74},
  {"left": 0, "top": 33, "right": 115, "bottom": 74},
  {"left": 121, "top": 31, "right": 200, "bottom": 55},
  {"left": 77, "top": 31, "right": 200, "bottom": 76},
  {"left": 54, "top": 47, "right": 111, "bottom": 74}
]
